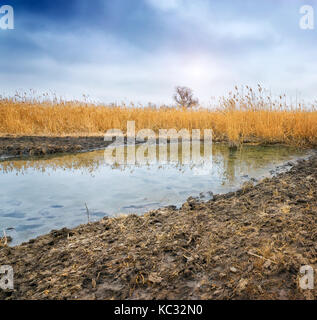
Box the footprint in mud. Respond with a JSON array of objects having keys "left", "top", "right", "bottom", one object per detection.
[
  {"left": 2, "top": 211, "right": 26, "bottom": 219},
  {"left": 15, "top": 224, "right": 42, "bottom": 231},
  {"left": 122, "top": 205, "right": 146, "bottom": 209},
  {"left": 91, "top": 211, "right": 108, "bottom": 217},
  {"left": 38, "top": 209, "right": 56, "bottom": 219},
  {"left": 26, "top": 217, "right": 41, "bottom": 222}
]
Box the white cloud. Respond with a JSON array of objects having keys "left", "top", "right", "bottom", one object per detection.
[{"left": 2, "top": 0, "right": 317, "bottom": 105}]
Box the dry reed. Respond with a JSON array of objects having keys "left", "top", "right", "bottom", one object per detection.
[{"left": 0, "top": 86, "right": 316, "bottom": 146}]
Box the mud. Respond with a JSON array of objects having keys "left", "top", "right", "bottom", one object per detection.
[
  {"left": 0, "top": 136, "right": 114, "bottom": 159},
  {"left": 0, "top": 155, "right": 316, "bottom": 300}
]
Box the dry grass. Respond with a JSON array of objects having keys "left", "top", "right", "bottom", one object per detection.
[{"left": 0, "top": 86, "right": 316, "bottom": 146}]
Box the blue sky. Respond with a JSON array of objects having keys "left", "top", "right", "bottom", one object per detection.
[{"left": 1, "top": 0, "right": 317, "bottom": 105}]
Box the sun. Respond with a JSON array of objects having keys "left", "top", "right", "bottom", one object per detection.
[{"left": 184, "top": 62, "right": 210, "bottom": 81}]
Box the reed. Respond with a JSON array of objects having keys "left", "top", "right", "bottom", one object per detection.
[{"left": 0, "top": 86, "right": 316, "bottom": 146}]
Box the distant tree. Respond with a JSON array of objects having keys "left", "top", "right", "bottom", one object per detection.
[{"left": 173, "top": 86, "right": 199, "bottom": 109}]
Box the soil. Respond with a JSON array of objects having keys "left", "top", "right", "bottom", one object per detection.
[
  {"left": 0, "top": 154, "right": 316, "bottom": 300},
  {"left": 0, "top": 136, "right": 115, "bottom": 158}
]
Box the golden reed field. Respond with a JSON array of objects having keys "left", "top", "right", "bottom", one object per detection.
[{"left": 0, "top": 87, "right": 316, "bottom": 147}]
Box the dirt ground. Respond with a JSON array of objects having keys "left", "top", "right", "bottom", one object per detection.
[
  {"left": 0, "top": 136, "right": 115, "bottom": 158},
  {"left": 0, "top": 153, "right": 316, "bottom": 300}
]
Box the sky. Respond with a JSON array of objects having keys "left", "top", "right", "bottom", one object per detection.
[{"left": 0, "top": 0, "right": 317, "bottom": 105}]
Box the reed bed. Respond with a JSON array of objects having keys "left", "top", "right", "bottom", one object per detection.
[{"left": 0, "top": 87, "right": 316, "bottom": 146}]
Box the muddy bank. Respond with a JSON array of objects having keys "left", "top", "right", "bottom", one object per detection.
[
  {"left": 0, "top": 135, "right": 304, "bottom": 160},
  {"left": 0, "top": 136, "right": 208, "bottom": 159},
  {"left": 0, "top": 136, "right": 118, "bottom": 159},
  {"left": 0, "top": 155, "right": 316, "bottom": 300}
]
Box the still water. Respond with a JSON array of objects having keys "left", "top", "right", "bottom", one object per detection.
[{"left": 0, "top": 143, "right": 308, "bottom": 245}]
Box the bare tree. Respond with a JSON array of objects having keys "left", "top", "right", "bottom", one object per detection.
[{"left": 173, "top": 86, "right": 199, "bottom": 109}]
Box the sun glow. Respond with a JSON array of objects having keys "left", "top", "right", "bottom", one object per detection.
[{"left": 186, "top": 63, "right": 208, "bottom": 79}]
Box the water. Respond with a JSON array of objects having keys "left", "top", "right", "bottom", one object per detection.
[{"left": 0, "top": 143, "right": 308, "bottom": 245}]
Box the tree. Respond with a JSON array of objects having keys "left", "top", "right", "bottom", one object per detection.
[{"left": 173, "top": 86, "right": 198, "bottom": 109}]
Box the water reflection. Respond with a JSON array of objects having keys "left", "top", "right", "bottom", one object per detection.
[
  {"left": 0, "top": 143, "right": 307, "bottom": 245},
  {"left": 0, "top": 143, "right": 304, "bottom": 177},
  {"left": 0, "top": 142, "right": 215, "bottom": 175}
]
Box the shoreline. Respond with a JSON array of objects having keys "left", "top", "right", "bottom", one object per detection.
[
  {"left": 0, "top": 153, "right": 316, "bottom": 300},
  {"left": 0, "top": 135, "right": 314, "bottom": 160},
  {"left": 0, "top": 136, "right": 114, "bottom": 159}
]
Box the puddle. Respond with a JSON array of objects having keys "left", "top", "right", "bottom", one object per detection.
[{"left": 0, "top": 143, "right": 309, "bottom": 245}]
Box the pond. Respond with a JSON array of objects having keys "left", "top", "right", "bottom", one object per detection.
[{"left": 0, "top": 142, "right": 309, "bottom": 245}]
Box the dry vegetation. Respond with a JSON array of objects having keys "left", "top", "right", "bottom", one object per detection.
[{"left": 0, "top": 86, "right": 316, "bottom": 146}]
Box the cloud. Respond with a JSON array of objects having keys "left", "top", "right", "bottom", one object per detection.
[
  {"left": 0, "top": 0, "right": 317, "bottom": 104},
  {"left": 145, "top": 0, "right": 183, "bottom": 11}
]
